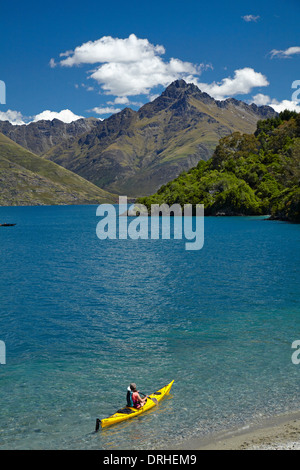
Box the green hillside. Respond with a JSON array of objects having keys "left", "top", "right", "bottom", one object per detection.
[
  {"left": 137, "top": 111, "right": 300, "bottom": 223},
  {"left": 0, "top": 133, "right": 117, "bottom": 206}
]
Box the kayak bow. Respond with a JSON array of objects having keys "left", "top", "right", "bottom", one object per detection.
[{"left": 97, "top": 380, "right": 174, "bottom": 430}]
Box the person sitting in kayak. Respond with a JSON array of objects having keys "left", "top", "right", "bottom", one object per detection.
[{"left": 127, "top": 383, "right": 147, "bottom": 409}]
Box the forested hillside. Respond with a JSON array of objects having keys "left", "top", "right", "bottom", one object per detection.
[{"left": 137, "top": 111, "right": 300, "bottom": 222}]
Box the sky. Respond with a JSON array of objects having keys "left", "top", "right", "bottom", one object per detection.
[{"left": 0, "top": 0, "right": 300, "bottom": 124}]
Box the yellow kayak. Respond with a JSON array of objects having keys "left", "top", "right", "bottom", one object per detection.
[{"left": 96, "top": 380, "right": 174, "bottom": 429}]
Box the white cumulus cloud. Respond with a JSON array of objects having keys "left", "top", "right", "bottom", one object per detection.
[
  {"left": 195, "top": 68, "right": 269, "bottom": 101},
  {"left": 60, "top": 34, "right": 165, "bottom": 66},
  {"left": 252, "top": 94, "right": 300, "bottom": 112},
  {"left": 51, "top": 36, "right": 271, "bottom": 110},
  {"left": 0, "top": 109, "right": 84, "bottom": 125},
  {"left": 0, "top": 110, "right": 26, "bottom": 125},
  {"left": 33, "top": 109, "right": 84, "bottom": 123},
  {"left": 56, "top": 34, "right": 207, "bottom": 98},
  {"left": 109, "top": 96, "right": 130, "bottom": 105},
  {"left": 251, "top": 93, "right": 271, "bottom": 106}
]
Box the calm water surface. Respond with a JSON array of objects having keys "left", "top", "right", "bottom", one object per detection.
[{"left": 0, "top": 205, "right": 299, "bottom": 449}]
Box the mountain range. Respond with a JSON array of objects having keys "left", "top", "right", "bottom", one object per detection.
[
  {"left": 0, "top": 117, "right": 99, "bottom": 156},
  {"left": 0, "top": 80, "right": 277, "bottom": 200}
]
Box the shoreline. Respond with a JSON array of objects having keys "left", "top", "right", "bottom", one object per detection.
[{"left": 172, "top": 410, "right": 300, "bottom": 450}]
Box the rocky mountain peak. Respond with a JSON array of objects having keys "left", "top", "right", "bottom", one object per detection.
[
  {"left": 138, "top": 80, "right": 214, "bottom": 119},
  {"left": 162, "top": 79, "right": 208, "bottom": 100}
]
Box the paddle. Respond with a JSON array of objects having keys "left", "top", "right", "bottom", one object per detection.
[
  {"left": 95, "top": 418, "right": 101, "bottom": 432},
  {"left": 139, "top": 392, "right": 158, "bottom": 405}
]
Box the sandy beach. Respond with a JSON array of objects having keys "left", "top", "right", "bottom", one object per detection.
[{"left": 173, "top": 411, "right": 300, "bottom": 450}]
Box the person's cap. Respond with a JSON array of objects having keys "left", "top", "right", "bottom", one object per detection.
[{"left": 130, "top": 383, "right": 137, "bottom": 391}]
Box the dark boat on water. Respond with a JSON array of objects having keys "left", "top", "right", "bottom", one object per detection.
[{"left": 0, "top": 223, "right": 16, "bottom": 227}]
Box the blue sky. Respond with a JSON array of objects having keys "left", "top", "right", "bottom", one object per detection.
[{"left": 0, "top": 0, "right": 299, "bottom": 124}]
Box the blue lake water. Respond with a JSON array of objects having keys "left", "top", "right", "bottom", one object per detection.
[{"left": 0, "top": 205, "right": 299, "bottom": 449}]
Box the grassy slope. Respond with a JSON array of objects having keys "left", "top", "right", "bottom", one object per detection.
[{"left": 0, "top": 133, "right": 117, "bottom": 206}]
